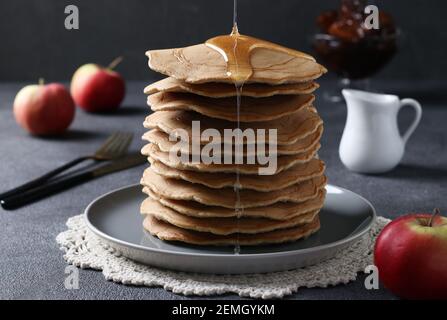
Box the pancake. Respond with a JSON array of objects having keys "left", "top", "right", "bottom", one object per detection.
[
  {"left": 143, "top": 126, "right": 323, "bottom": 156},
  {"left": 141, "top": 197, "right": 319, "bottom": 235},
  {"left": 141, "top": 142, "right": 320, "bottom": 175},
  {"left": 144, "top": 77, "right": 319, "bottom": 98},
  {"left": 143, "top": 108, "right": 322, "bottom": 146},
  {"left": 141, "top": 169, "right": 327, "bottom": 209},
  {"left": 148, "top": 92, "right": 315, "bottom": 122},
  {"left": 147, "top": 158, "right": 325, "bottom": 191},
  {"left": 146, "top": 188, "right": 326, "bottom": 220},
  {"left": 143, "top": 214, "right": 321, "bottom": 246},
  {"left": 146, "top": 44, "right": 327, "bottom": 85}
]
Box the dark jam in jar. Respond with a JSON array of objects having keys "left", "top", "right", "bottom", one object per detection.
[{"left": 313, "top": 0, "right": 397, "bottom": 80}]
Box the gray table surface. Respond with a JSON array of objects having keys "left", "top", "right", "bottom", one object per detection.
[{"left": 1, "top": 80, "right": 446, "bottom": 300}]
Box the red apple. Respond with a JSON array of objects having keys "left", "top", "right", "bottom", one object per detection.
[
  {"left": 71, "top": 57, "right": 126, "bottom": 113},
  {"left": 374, "top": 209, "right": 447, "bottom": 299},
  {"left": 13, "top": 79, "right": 75, "bottom": 136}
]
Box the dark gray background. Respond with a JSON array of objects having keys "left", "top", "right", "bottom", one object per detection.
[{"left": 1, "top": 0, "right": 447, "bottom": 81}]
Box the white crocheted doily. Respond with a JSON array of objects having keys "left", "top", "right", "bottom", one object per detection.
[{"left": 56, "top": 214, "right": 389, "bottom": 299}]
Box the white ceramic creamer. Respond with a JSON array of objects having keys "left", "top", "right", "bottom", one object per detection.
[{"left": 340, "top": 89, "right": 422, "bottom": 174}]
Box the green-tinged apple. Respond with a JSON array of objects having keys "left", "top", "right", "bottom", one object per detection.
[
  {"left": 13, "top": 79, "right": 75, "bottom": 136},
  {"left": 71, "top": 57, "right": 126, "bottom": 112},
  {"left": 374, "top": 209, "right": 447, "bottom": 299}
]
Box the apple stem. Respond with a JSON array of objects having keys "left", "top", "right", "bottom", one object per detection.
[
  {"left": 428, "top": 208, "right": 441, "bottom": 227},
  {"left": 38, "top": 78, "right": 45, "bottom": 86},
  {"left": 107, "top": 56, "right": 124, "bottom": 70}
]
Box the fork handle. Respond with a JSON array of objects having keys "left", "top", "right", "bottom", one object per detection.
[
  {"left": 1, "top": 170, "right": 94, "bottom": 210},
  {"left": 0, "top": 156, "right": 91, "bottom": 200}
]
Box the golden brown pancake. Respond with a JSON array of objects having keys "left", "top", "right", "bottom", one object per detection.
[
  {"left": 141, "top": 197, "right": 319, "bottom": 235},
  {"left": 143, "top": 108, "right": 322, "bottom": 146},
  {"left": 141, "top": 168, "right": 327, "bottom": 209},
  {"left": 146, "top": 44, "right": 327, "bottom": 84},
  {"left": 148, "top": 92, "right": 315, "bottom": 122},
  {"left": 143, "top": 127, "right": 324, "bottom": 158},
  {"left": 143, "top": 125, "right": 323, "bottom": 157},
  {"left": 143, "top": 214, "right": 321, "bottom": 245},
  {"left": 147, "top": 158, "right": 325, "bottom": 191},
  {"left": 144, "top": 77, "right": 319, "bottom": 97},
  {"left": 141, "top": 142, "right": 320, "bottom": 175},
  {"left": 146, "top": 188, "right": 326, "bottom": 220}
]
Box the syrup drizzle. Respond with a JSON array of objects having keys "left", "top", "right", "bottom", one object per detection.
[
  {"left": 205, "top": 16, "right": 313, "bottom": 84},
  {"left": 233, "top": 81, "right": 243, "bottom": 255},
  {"left": 232, "top": 0, "right": 242, "bottom": 256},
  {"left": 204, "top": 0, "right": 316, "bottom": 254},
  {"left": 207, "top": 0, "right": 242, "bottom": 255}
]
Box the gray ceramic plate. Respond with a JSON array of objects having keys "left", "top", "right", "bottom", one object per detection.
[{"left": 85, "top": 184, "right": 376, "bottom": 274}]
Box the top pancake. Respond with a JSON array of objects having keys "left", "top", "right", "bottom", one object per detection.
[
  {"left": 147, "top": 44, "right": 327, "bottom": 84},
  {"left": 144, "top": 77, "right": 319, "bottom": 98}
]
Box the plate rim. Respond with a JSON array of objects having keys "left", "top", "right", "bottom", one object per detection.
[{"left": 84, "top": 183, "right": 376, "bottom": 259}]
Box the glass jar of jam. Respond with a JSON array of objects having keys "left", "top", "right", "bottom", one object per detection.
[{"left": 313, "top": 0, "right": 398, "bottom": 80}]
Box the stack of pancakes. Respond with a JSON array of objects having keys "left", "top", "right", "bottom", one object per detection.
[{"left": 141, "top": 39, "right": 327, "bottom": 246}]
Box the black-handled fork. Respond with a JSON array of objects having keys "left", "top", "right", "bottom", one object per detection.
[
  {"left": 0, "top": 153, "right": 146, "bottom": 210},
  {"left": 0, "top": 131, "right": 133, "bottom": 200}
]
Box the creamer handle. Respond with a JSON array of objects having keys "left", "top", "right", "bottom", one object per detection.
[{"left": 400, "top": 98, "right": 422, "bottom": 145}]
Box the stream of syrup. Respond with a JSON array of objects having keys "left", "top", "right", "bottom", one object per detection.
[
  {"left": 204, "top": 0, "right": 313, "bottom": 254},
  {"left": 206, "top": 0, "right": 243, "bottom": 254},
  {"left": 206, "top": 14, "right": 313, "bottom": 84},
  {"left": 234, "top": 79, "right": 243, "bottom": 255},
  {"left": 232, "top": 1, "right": 242, "bottom": 255},
  {"left": 232, "top": 1, "right": 243, "bottom": 255}
]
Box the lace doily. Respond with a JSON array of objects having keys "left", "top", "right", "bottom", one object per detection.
[{"left": 56, "top": 214, "right": 389, "bottom": 299}]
